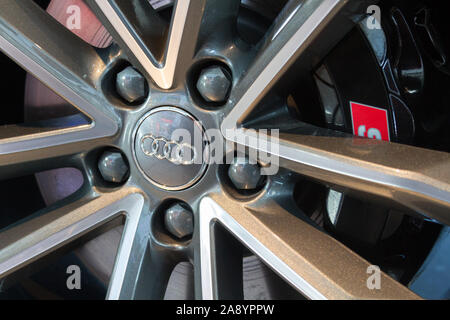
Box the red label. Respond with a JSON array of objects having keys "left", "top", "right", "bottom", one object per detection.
[{"left": 350, "top": 102, "right": 390, "bottom": 141}]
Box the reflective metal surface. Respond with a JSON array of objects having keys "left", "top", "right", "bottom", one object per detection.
[
  {"left": 164, "top": 203, "right": 194, "bottom": 239},
  {"left": 98, "top": 150, "right": 130, "bottom": 183},
  {"left": 0, "top": 0, "right": 446, "bottom": 301},
  {"left": 196, "top": 66, "right": 231, "bottom": 103},
  {"left": 116, "top": 66, "right": 148, "bottom": 103},
  {"left": 228, "top": 157, "right": 262, "bottom": 190},
  {"left": 90, "top": 0, "right": 206, "bottom": 89},
  {"left": 133, "top": 107, "right": 209, "bottom": 191}
]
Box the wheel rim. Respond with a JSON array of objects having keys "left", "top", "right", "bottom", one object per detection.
[{"left": 0, "top": 0, "right": 448, "bottom": 300}]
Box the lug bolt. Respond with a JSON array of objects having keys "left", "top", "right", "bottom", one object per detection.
[
  {"left": 196, "top": 66, "right": 231, "bottom": 103},
  {"left": 164, "top": 203, "right": 194, "bottom": 239},
  {"left": 116, "top": 66, "right": 147, "bottom": 103},
  {"left": 228, "top": 157, "right": 263, "bottom": 190},
  {"left": 98, "top": 150, "right": 129, "bottom": 183}
]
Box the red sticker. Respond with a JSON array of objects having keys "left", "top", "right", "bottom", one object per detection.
[{"left": 350, "top": 102, "right": 390, "bottom": 142}]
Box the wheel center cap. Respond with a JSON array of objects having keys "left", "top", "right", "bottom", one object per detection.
[{"left": 134, "top": 107, "right": 208, "bottom": 191}]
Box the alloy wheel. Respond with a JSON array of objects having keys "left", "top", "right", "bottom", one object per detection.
[{"left": 0, "top": 0, "right": 449, "bottom": 300}]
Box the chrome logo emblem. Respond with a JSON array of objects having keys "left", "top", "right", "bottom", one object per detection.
[
  {"left": 134, "top": 107, "right": 208, "bottom": 191},
  {"left": 140, "top": 135, "right": 197, "bottom": 165}
]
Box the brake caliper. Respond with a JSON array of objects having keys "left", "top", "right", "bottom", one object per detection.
[{"left": 313, "top": 5, "right": 439, "bottom": 246}]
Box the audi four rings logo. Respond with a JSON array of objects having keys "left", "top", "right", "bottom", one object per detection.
[{"left": 140, "top": 134, "right": 197, "bottom": 165}]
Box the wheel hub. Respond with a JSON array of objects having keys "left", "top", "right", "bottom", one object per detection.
[{"left": 133, "top": 106, "right": 209, "bottom": 191}]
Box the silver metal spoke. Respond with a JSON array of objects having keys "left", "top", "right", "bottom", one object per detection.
[
  {"left": 238, "top": 129, "right": 450, "bottom": 225},
  {"left": 199, "top": 195, "right": 420, "bottom": 300},
  {"left": 0, "top": 0, "right": 118, "bottom": 154},
  {"left": 195, "top": 208, "right": 244, "bottom": 300},
  {"left": 88, "top": 0, "right": 210, "bottom": 89},
  {"left": 0, "top": 117, "right": 109, "bottom": 179},
  {"left": 0, "top": 188, "right": 143, "bottom": 280},
  {"left": 111, "top": 246, "right": 179, "bottom": 300},
  {"left": 107, "top": 200, "right": 181, "bottom": 300},
  {"left": 105, "top": 191, "right": 151, "bottom": 300},
  {"left": 276, "top": 133, "right": 450, "bottom": 223}
]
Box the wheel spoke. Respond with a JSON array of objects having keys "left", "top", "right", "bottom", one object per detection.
[
  {"left": 277, "top": 133, "right": 450, "bottom": 223},
  {"left": 0, "top": 188, "right": 143, "bottom": 280},
  {"left": 105, "top": 191, "right": 149, "bottom": 300},
  {"left": 88, "top": 0, "right": 217, "bottom": 89},
  {"left": 0, "top": 0, "right": 118, "bottom": 150},
  {"left": 112, "top": 245, "right": 179, "bottom": 300},
  {"left": 0, "top": 116, "right": 109, "bottom": 179},
  {"left": 199, "top": 195, "right": 420, "bottom": 300},
  {"left": 107, "top": 201, "right": 180, "bottom": 300},
  {"left": 194, "top": 212, "right": 244, "bottom": 300},
  {"left": 226, "top": 127, "right": 450, "bottom": 225}
]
